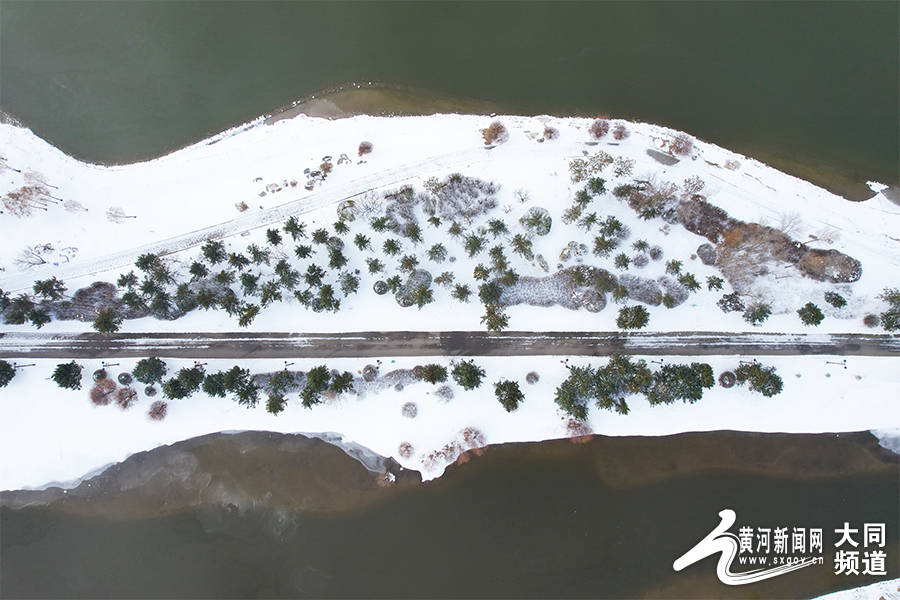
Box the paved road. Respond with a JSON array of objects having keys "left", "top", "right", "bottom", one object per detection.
[
  {"left": 0, "top": 147, "right": 485, "bottom": 293},
  {"left": 0, "top": 331, "right": 896, "bottom": 359}
]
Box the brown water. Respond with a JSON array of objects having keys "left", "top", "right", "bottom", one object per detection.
[{"left": 2, "top": 431, "right": 897, "bottom": 598}]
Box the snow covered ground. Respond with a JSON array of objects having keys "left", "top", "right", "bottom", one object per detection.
[
  {"left": 2, "top": 112, "right": 898, "bottom": 335},
  {"left": 0, "top": 353, "right": 896, "bottom": 491}
]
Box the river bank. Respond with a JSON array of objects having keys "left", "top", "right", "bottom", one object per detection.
[{"left": 1, "top": 430, "right": 896, "bottom": 598}]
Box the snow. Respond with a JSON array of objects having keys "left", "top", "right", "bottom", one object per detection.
[
  {"left": 2, "top": 112, "right": 898, "bottom": 335},
  {"left": 1, "top": 111, "right": 897, "bottom": 493},
  {"left": 812, "top": 577, "right": 899, "bottom": 600},
  {"left": 0, "top": 354, "right": 896, "bottom": 491}
]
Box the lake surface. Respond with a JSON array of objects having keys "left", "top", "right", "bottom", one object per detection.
[
  {"left": 2, "top": 431, "right": 897, "bottom": 598},
  {"left": 1, "top": 1, "right": 898, "bottom": 199}
]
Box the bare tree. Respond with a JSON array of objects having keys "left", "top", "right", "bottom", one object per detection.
[{"left": 15, "top": 243, "right": 55, "bottom": 269}]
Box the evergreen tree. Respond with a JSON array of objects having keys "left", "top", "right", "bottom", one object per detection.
[
  {"left": 743, "top": 302, "right": 772, "bottom": 326},
  {"left": 734, "top": 363, "right": 783, "bottom": 397},
  {"left": 451, "top": 359, "right": 485, "bottom": 390},
  {"left": 382, "top": 239, "right": 401, "bottom": 256},
  {"left": 366, "top": 257, "right": 384, "bottom": 274},
  {"left": 494, "top": 379, "right": 524, "bottom": 412},
  {"left": 238, "top": 303, "right": 261, "bottom": 327},
  {"left": 797, "top": 302, "right": 825, "bottom": 326},
  {"left": 52, "top": 361, "right": 83, "bottom": 390},
  {"left": 411, "top": 284, "right": 434, "bottom": 309},
  {"left": 301, "top": 365, "right": 331, "bottom": 407},
  {"left": 117, "top": 271, "right": 138, "bottom": 289},
  {"left": 133, "top": 357, "right": 167, "bottom": 385},
  {"left": 294, "top": 244, "right": 313, "bottom": 259},
  {"left": 706, "top": 276, "right": 724, "bottom": 291},
  {"left": 0, "top": 360, "right": 16, "bottom": 387},
  {"left": 329, "top": 371, "right": 354, "bottom": 394},
  {"left": 554, "top": 365, "right": 595, "bottom": 420},
  {"left": 228, "top": 252, "right": 251, "bottom": 271},
  {"left": 646, "top": 362, "right": 714, "bottom": 405},
  {"left": 340, "top": 272, "right": 360, "bottom": 296},
  {"left": 201, "top": 239, "right": 227, "bottom": 264},
  {"left": 202, "top": 371, "right": 227, "bottom": 397},
  {"left": 452, "top": 284, "right": 472, "bottom": 302},
  {"left": 189, "top": 262, "right": 209, "bottom": 281},
  {"left": 283, "top": 216, "right": 306, "bottom": 240},
  {"left": 28, "top": 308, "right": 51, "bottom": 329},
  {"left": 616, "top": 305, "right": 649, "bottom": 330},
  {"left": 33, "top": 276, "right": 67, "bottom": 300},
  {"left": 419, "top": 363, "right": 448, "bottom": 384},
  {"left": 93, "top": 308, "right": 122, "bottom": 333},
  {"left": 266, "top": 228, "right": 283, "bottom": 246},
  {"left": 354, "top": 233, "right": 371, "bottom": 251},
  {"left": 480, "top": 303, "right": 510, "bottom": 332},
  {"left": 823, "top": 291, "right": 846, "bottom": 308}
]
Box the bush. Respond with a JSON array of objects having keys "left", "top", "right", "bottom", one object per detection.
[
  {"left": 797, "top": 302, "right": 825, "bottom": 326},
  {"left": 863, "top": 314, "right": 880, "bottom": 328},
  {"left": 734, "top": 363, "right": 783, "bottom": 397},
  {"left": 401, "top": 402, "right": 418, "bottom": 418},
  {"left": 617, "top": 305, "right": 649, "bottom": 330},
  {"left": 148, "top": 400, "right": 168, "bottom": 421},
  {"left": 358, "top": 141, "right": 374, "bottom": 156},
  {"left": 145, "top": 385, "right": 157, "bottom": 396},
  {"left": 743, "top": 302, "right": 772, "bottom": 326},
  {"left": 481, "top": 121, "right": 508, "bottom": 145},
  {"left": 0, "top": 360, "right": 16, "bottom": 387},
  {"left": 133, "top": 357, "right": 167, "bottom": 385},
  {"left": 718, "top": 371, "right": 736, "bottom": 388},
  {"left": 525, "top": 371, "right": 540, "bottom": 384},
  {"left": 494, "top": 380, "right": 524, "bottom": 412},
  {"left": 612, "top": 124, "right": 629, "bottom": 140},
  {"left": 398, "top": 442, "right": 414, "bottom": 459},
  {"left": 451, "top": 360, "right": 485, "bottom": 390},
  {"left": 418, "top": 364, "right": 448, "bottom": 384},
  {"left": 670, "top": 133, "right": 694, "bottom": 156},
  {"left": 116, "top": 387, "right": 138, "bottom": 409},
  {"left": 589, "top": 119, "right": 610, "bottom": 139},
  {"left": 824, "top": 291, "right": 846, "bottom": 308},
  {"left": 543, "top": 126, "right": 559, "bottom": 140},
  {"left": 89, "top": 378, "right": 116, "bottom": 406},
  {"left": 52, "top": 361, "right": 83, "bottom": 390}
]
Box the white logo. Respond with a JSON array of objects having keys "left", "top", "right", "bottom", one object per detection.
[{"left": 673, "top": 509, "right": 817, "bottom": 585}]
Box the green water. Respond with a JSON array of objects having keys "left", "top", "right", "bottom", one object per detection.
[{"left": 1, "top": 1, "right": 897, "bottom": 195}]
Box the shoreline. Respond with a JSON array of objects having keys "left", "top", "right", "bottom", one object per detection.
[{"left": 2, "top": 84, "right": 895, "bottom": 202}]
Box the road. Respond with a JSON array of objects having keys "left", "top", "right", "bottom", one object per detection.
[
  {"left": 0, "top": 147, "right": 486, "bottom": 292},
  {"left": 0, "top": 331, "right": 896, "bottom": 359}
]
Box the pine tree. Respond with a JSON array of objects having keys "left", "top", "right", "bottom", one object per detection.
[
  {"left": 494, "top": 380, "right": 524, "bottom": 412},
  {"left": 93, "top": 308, "right": 123, "bottom": 333},
  {"left": 52, "top": 361, "right": 83, "bottom": 390},
  {"left": 419, "top": 364, "right": 448, "bottom": 384},
  {"left": 797, "top": 302, "right": 825, "bottom": 326},
  {"left": 451, "top": 359, "right": 485, "bottom": 390},
  {"left": 201, "top": 239, "right": 227, "bottom": 264},
  {"left": 734, "top": 363, "right": 783, "bottom": 397},
  {"left": 33, "top": 276, "right": 67, "bottom": 300},
  {"left": 616, "top": 305, "right": 649, "bottom": 330},
  {"left": 0, "top": 360, "right": 16, "bottom": 387},
  {"left": 133, "top": 357, "right": 167, "bottom": 385},
  {"left": 301, "top": 365, "right": 331, "bottom": 407}
]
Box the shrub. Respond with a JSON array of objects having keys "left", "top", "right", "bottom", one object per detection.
[
  {"left": 797, "top": 302, "right": 825, "bottom": 326},
  {"left": 718, "top": 371, "right": 736, "bottom": 388},
  {"left": 734, "top": 363, "right": 783, "bottom": 397},
  {"left": 133, "top": 357, "right": 167, "bottom": 385},
  {"left": 670, "top": 133, "right": 694, "bottom": 156},
  {"left": 614, "top": 253, "right": 630, "bottom": 270},
  {"left": 863, "top": 314, "right": 880, "bottom": 328},
  {"left": 0, "top": 360, "right": 16, "bottom": 387},
  {"left": 494, "top": 380, "right": 524, "bottom": 412},
  {"left": 451, "top": 360, "right": 486, "bottom": 390},
  {"left": 398, "top": 442, "right": 414, "bottom": 459},
  {"left": 481, "top": 121, "right": 508, "bottom": 145},
  {"left": 665, "top": 259, "right": 682, "bottom": 276},
  {"left": 358, "top": 141, "right": 374, "bottom": 156},
  {"left": 52, "top": 361, "right": 83, "bottom": 390},
  {"left": 743, "top": 302, "right": 772, "bottom": 326},
  {"left": 525, "top": 371, "right": 540, "bottom": 384},
  {"left": 418, "top": 364, "right": 448, "bottom": 384},
  {"left": 148, "top": 400, "right": 168, "bottom": 421},
  {"left": 89, "top": 378, "right": 116, "bottom": 406},
  {"left": 145, "top": 385, "right": 157, "bottom": 396},
  {"left": 543, "top": 126, "right": 559, "bottom": 140},
  {"left": 589, "top": 119, "right": 610, "bottom": 139},
  {"left": 707, "top": 276, "right": 724, "bottom": 291},
  {"left": 824, "top": 291, "right": 847, "bottom": 308},
  {"left": 115, "top": 387, "right": 137, "bottom": 409},
  {"left": 648, "top": 246, "right": 664, "bottom": 261},
  {"left": 612, "top": 124, "right": 629, "bottom": 140},
  {"left": 617, "top": 305, "right": 649, "bottom": 330},
  {"left": 401, "top": 402, "right": 418, "bottom": 418}
]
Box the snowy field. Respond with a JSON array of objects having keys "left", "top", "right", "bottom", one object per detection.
[
  {"left": 0, "top": 354, "right": 896, "bottom": 491},
  {"left": 1, "top": 112, "right": 898, "bottom": 335}
]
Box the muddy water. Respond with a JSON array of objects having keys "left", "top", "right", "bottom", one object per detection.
[
  {"left": 1, "top": 430, "right": 897, "bottom": 598},
  {"left": 1, "top": 2, "right": 897, "bottom": 199}
]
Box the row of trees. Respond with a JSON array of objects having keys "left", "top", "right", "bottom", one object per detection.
[{"left": 553, "top": 355, "right": 763, "bottom": 420}]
